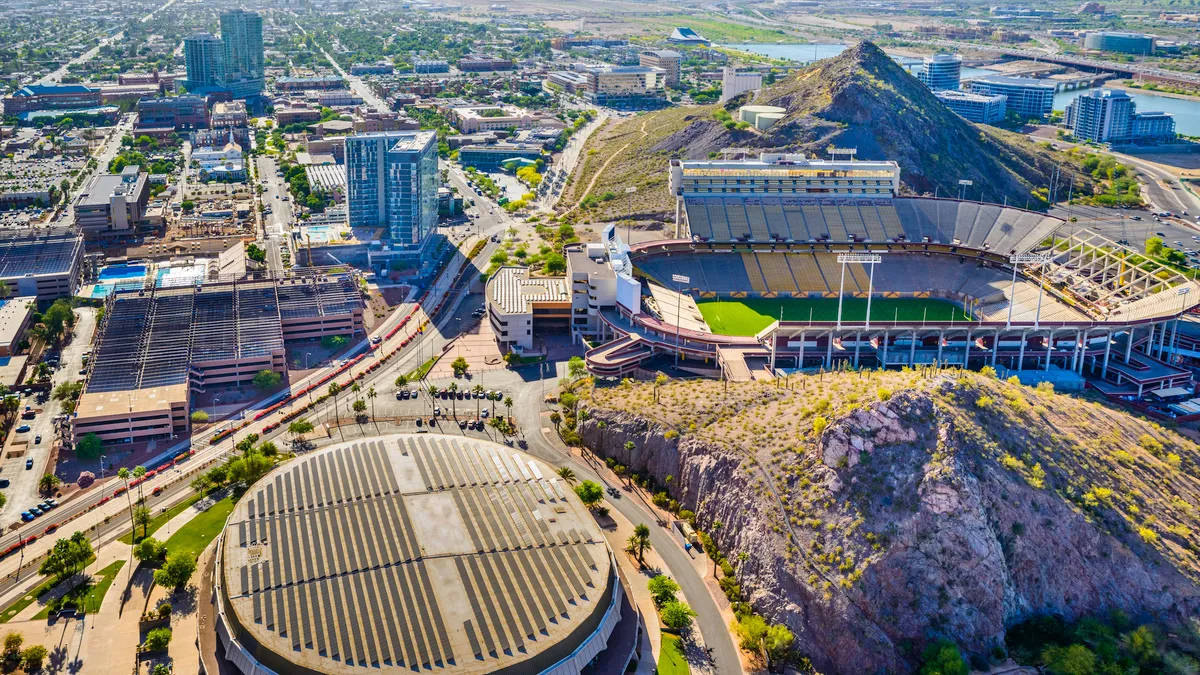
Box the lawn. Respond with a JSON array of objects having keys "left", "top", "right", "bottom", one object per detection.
[
  {"left": 159, "top": 494, "right": 237, "bottom": 562},
  {"left": 0, "top": 553, "right": 96, "bottom": 623},
  {"left": 695, "top": 298, "right": 973, "bottom": 336},
  {"left": 659, "top": 634, "right": 691, "bottom": 675},
  {"left": 635, "top": 13, "right": 796, "bottom": 44},
  {"left": 118, "top": 492, "right": 204, "bottom": 545},
  {"left": 32, "top": 559, "right": 125, "bottom": 620}
]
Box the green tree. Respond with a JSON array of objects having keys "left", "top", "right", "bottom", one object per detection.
[
  {"left": 1146, "top": 237, "right": 1165, "bottom": 258},
  {"left": 38, "top": 473, "right": 60, "bottom": 495},
  {"left": 327, "top": 382, "right": 343, "bottom": 440},
  {"left": 133, "top": 537, "right": 167, "bottom": 562},
  {"left": 20, "top": 645, "right": 47, "bottom": 671},
  {"left": 556, "top": 466, "right": 575, "bottom": 482},
  {"left": 1123, "top": 625, "right": 1158, "bottom": 665},
  {"left": 288, "top": 418, "right": 314, "bottom": 444},
  {"left": 764, "top": 624, "right": 795, "bottom": 667},
  {"left": 452, "top": 356, "right": 470, "bottom": 377},
  {"left": 394, "top": 374, "right": 408, "bottom": 388},
  {"left": 1041, "top": 644, "right": 1097, "bottom": 675},
  {"left": 3, "top": 632, "right": 22, "bottom": 659},
  {"left": 190, "top": 410, "right": 209, "bottom": 424},
  {"left": 660, "top": 601, "right": 696, "bottom": 631},
  {"left": 118, "top": 467, "right": 136, "bottom": 544},
  {"left": 154, "top": 556, "right": 197, "bottom": 590},
  {"left": 38, "top": 532, "right": 93, "bottom": 582},
  {"left": 252, "top": 369, "right": 282, "bottom": 390},
  {"left": 574, "top": 480, "right": 604, "bottom": 509},
  {"left": 567, "top": 356, "right": 587, "bottom": 381},
  {"left": 227, "top": 452, "right": 273, "bottom": 486},
  {"left": 647, "top": 575, "right": 680, "bottom": 605},
  {"left": 133, "top": 505, "right": 152, "bottom": 538},
  {"left": 734, "top": 614, "right": 769, "bottom": 653},
  {"left": 919, "top": 639, "right": 969, "bottom": 675},
  {"left": 626, "top": 523, "right": 652, "bottom": 567},
  {"left": 190, "top": 473, "right": 213, "bottom": 495},
  {"left": 143, "top": 626, "right": 172, "bottom": 651}
]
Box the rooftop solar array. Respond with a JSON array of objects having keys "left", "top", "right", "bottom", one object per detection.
[
  {"left": 0, "top": 229, "right": 82, "bottom": 279},
  {"left": 683, "top": 197, "right": 1059, "bottom": 255},
  {"left": 222, "top": 435, "right": 611, "bottom": 675}
]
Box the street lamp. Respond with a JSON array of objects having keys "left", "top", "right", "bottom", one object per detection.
[
  {"left": 835, "top": 254, "right": 882, "bottom": 329},
  {"left": 671, "top": 273, "right": 690, "bottom": 367},
  {"left": 1006, "top": 254, "right": 1052, "bottom": 328},
  {"left": 211, "top": 396, "right": 220, "bottom": 419}
]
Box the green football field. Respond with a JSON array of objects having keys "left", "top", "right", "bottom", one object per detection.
[{"left": 694, "top": 297, "right": 972, "bottom": 336}]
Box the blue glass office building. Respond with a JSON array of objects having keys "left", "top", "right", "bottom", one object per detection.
[{"left": 346, "top": 131, "right": 439, "bottom": 253}]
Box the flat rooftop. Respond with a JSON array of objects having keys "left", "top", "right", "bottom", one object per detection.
[
  {"left": 78, "top": 169, "right": 145, "bottom": 207},
  {"left": 0, "top": 229, "right": 82, "bottom": 279},
  {"left": 488, "top": 267, "right": 569, "bottom": 314},
  {"left": 220, "top": 434, "right": 611, "bottom": 675},
  {"left": 0, "top": 297, "right": 34, "bottom": 348}
]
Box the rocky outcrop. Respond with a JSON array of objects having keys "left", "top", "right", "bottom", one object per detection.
[{"left": 579, "top": 380, "right": 1200, "bottom": 674}]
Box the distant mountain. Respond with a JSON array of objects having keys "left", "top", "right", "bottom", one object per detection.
[{"left": 561, "top": 41, "right": 1090, "bottom": 222}]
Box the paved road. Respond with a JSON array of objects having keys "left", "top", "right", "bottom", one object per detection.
[
  {"left": 2, "top": 308, "right": 97, "bottom": 528},
  {"left": 295, "top": 22, "right": 389, "bottom": 114},
  {"left": 253, "top": 155, "right": 295, "bottom": 273}
]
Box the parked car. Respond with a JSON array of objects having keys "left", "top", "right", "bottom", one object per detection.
[
  {"left": 25, "top": 459, "right": 33, "bottom": 470},
  {"left": 20, "top": 512, "right": 33, "bottom": 522},
  {"left": 34, "top": 435, "right": 41, "bottom": 445},
  {"left": 15, "top": 425, "right": 30, "bottom": 433},
  {"left": 0, "top": 479, "right": 10, "bottom": 488}
]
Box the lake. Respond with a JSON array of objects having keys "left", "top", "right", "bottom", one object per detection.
[
  {"left": 724, "top": 43, "right": 995, "bottom": 79},
  {"left": 1054, "top": 87, "right": 1200, "bottom": 137}
]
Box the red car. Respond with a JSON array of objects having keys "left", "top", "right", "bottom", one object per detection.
[
  {"left": 152, "top": 486, "right": 163, "bottom": 497},
  {"left": 43, "top": 524, "right": 57, "bottom": 535}
]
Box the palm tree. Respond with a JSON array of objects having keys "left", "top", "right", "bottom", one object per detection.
[
  {"left": 736, "top": 551, "right": 750, "bottom": 585},
  {"left": 448, "top": 382, "right": 458, "bottom": 418},
  {"left": 367, "top": 387, "right": 377, "bottom": 427},
  {"left": 503, "top": 396, "right": 513, "bottom": 421},
  {"left": 0, "top": 279, "right": 10, "bottom": 298},
  {"left": 427, "top": 384, "right": 438, "bottom": 412},
  {"left": 556, "top": 466, "right": 576, "bottom": 483},
  {"left": 327, "top": 383, "right": 343, "bottom": 440},
  {"left": 550, "top": 411, "right": 562, "bottom": 429},
  {"left": 117, "top": 468, "right": 135, "bottom": 541},
  {"left": 473, "top": 384, "right": 484, "bottom": 417},
  {"left": 350, "top": 382, "right": 361, "bottom": 419},
  {"left": 132, "top": 465, "right": 147, "bottom": 504},
  {"left": 627, "top": 523, "right": 652, "bottom": 567}
]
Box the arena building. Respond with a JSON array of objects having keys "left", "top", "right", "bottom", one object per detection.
[
  {"left": 214, "top": 434, "right": 635, "bottom": 675},
  {"left": 578, "top": 157, "right": 1200, "bottom": 410}
]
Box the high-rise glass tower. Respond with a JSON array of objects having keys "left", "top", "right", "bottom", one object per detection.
[
  {"left": 183, "top": 33, "right": 224, "bottom": 91},
  {"left": 346, "top": 131, "right": 439, "bottom": 251},
  {"left": 918, "top": 54, "right": 962, "bottom": 92},
  {"left": 219, "top": 10, "right": 264, "bottom": 98}
]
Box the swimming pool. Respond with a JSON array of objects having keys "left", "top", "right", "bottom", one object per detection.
[{"left": 96, "top": 264, "right": 147, "bottom": 282}]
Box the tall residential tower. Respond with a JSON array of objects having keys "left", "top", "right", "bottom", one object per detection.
[
  {"left": 345, "top": 131, "right": 439, "bottom": 256},
  {"left": 220, "top": 9, "right": 264, "bottom": 98},
  {"left": 183, "top": 33, "right": 224, "bottom": 91}
]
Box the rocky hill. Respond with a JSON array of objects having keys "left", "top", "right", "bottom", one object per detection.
[
  {"left": 577, "top": 371, "right": 1200, "bottom": 673},
  {"left": 561, "top": 42, "right": 1090, "bottom": 223}
]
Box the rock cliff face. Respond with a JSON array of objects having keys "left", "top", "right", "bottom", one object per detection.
[{"left": 579, "top": 377, "right": 1200, "bottom": 674}]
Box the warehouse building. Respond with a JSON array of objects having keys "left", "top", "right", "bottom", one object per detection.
[
  {"left": 214, "top": 434, "right": 636, "bottom": 675},
  {"left": 73, "top": 276, "right": 363, "bottom": 443}
]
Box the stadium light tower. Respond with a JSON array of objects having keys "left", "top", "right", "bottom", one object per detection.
[
  {"left": 1007, "top": 253, "right": 1053, "bottom": 328},
  {"left": 672, "top": 273, "right": 690, "bottom": 367},
  {"left": 835, "top": 253, "right": 882, "bottom": 329},
  {"left": 958, "top": 179, "right": 973, "bottom": 201}
]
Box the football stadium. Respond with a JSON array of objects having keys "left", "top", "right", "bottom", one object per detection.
[{"left": 580, "top": 154, "right": 1200, "bottom": 400}]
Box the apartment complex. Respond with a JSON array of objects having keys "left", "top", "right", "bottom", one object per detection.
[
  {"left": 345, "top": 131, "right": 439, "bottom": 252},
  {"left": 936, "top": 90, "right": 1008, "bottom": 124},
  {"left": 918, "top": 54, "right": 962, "bottom": 91},
  {"left": 219, "top": 9, "right": 264, "bottom": 98},
  {"left": 457, "top": 54, "right": 514, "bottom": 72},
  {"left": 413, "top": 60, "right": 450, "bottom": 74},
  {"left": 73, "top": 277, "right": 363, "bottom": 443},
  {"left": 74, "top": 167, "right": 151, "bottom": 240},
  {"left": 1064, "top": 88, "right": 1176, "bottom": 143},
  {"left": 183, "top": 10, "right": 263, "bottom": 98},
  {"left": 968, "top": 76, "right": 1056, "bottom": 119},
  {"left": 183, "top": 33, "right": 224, "bottom": 90},
  {"left": 639, "top": 49, "right": 682, "bottom": 87}
]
